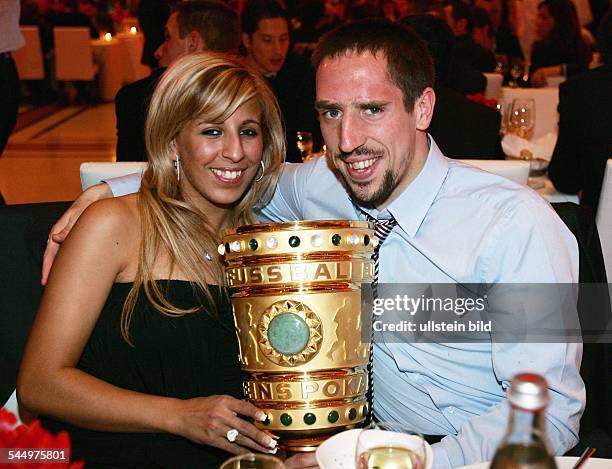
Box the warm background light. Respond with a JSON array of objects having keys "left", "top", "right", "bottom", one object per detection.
[
  {"left": 104, "top": 32, "right": 112, "bottom": 41},
  {"left": 129, "top": 26, "right": 137, "bottom": 34}
]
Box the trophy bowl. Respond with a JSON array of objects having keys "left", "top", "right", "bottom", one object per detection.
[{"left": 220, "top": 220, "right": 375, "bottom": 452}]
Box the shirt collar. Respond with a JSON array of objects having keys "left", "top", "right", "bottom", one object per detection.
[{"left": 354, "top": 136, "right": 449, "bottom": 237}]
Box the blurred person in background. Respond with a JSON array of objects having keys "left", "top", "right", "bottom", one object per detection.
[
  {"left": 137, "top": 0, "right": 171, "bottom": 68},
  {"left": 115, "top": 0, "right": 241, "bottom": 162},
  {"left": 473, "top": 0, "right": 523, "bottom": 67},
  {"left": 471, "top": 6, "right": 496, "bottom": 52},
  {"left": 548, "top": 8, "right": 612, "bottom": 212},
  {"left": 403, "top": 14, "right": 503, "bottom": 159},
  {"left": 530, "top": 0, "right": 592, "bottom": 86},
  {"left": 241, "top": 0, "right": 321, "bottom": 162}
]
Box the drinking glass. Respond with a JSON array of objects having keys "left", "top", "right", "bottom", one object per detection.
[
  {"left": 296, "top": 131, "right": 313, "bottom": 161},
  {"left": 355, "top": 422, "right": 427, "bottom": 469},
  {"left": 509, "top": 99, "right": 535, "bottom": 140},
  {"left": 496, "top": 99, "right": 511, "bottom": 135},
  {"left": 220, "top": 453, "right": 286, "bottom": 469},
  {"left": 509, "top": 58, "right": 524, "bottom": 88}
]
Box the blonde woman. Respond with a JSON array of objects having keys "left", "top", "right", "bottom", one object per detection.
[{"left": 17, "top": 53, "right": 287, "bottom": 467}]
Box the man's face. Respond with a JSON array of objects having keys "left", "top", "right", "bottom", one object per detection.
[
  {"left": 243, "top": 17, "right": 290, "bottom": 74},
  {"left": 155, "top": 12, "right": 190, "bottom": 67},
  {"left": 315, "top": 52, "right": 427, "bottom": 208}
]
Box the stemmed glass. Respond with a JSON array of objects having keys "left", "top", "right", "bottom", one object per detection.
[
  {"left": 220, "top": 453, "right": 286, "bottom": 469},
  {"left": 355, "top": 422, "right": 427, "bottom": 469},
  {"left": 509, "top": 99, "right": 535, "bottom": 140},
  {"left": 296, "top": 131, "right": 313, "bottom": 161},
  {"left": 496, "top": 98, "right": 511, "bottom": 135}
]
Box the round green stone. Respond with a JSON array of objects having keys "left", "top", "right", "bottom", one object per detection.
[
  {"left": 332, "top": 234, "right": 341, "bottom": 246},
  {"left": 362, "top": 405, "right": 368, "bottom": 418},
  {"left": 327, "top": 410, "right": 339, "bottom": 423},
  {"left": 303, "top": 413, "right": 316, "bottom": 425},
  {"left": 262, "top": 415, "right": 270, "bottom": 425},
  {"left": 289, "top": 236, "right": 300, "bottom": 247},
  {"left": 364, "top": 235, "right": 370, "bottom": 246},
  {"left": 224, "top": 243, "right": 230, "bottom": 253},
  {"left": 248, "top": 238, "right": 258, "bottom": 251},
  {"left": 268, "top": 313, "right": 310, "bottom": 355},
  {"left": 280, "top": 413, "right": 292, "bottom": 426},
  {"left": 348, "top": 408, "right": 357, "bottom": 420}
]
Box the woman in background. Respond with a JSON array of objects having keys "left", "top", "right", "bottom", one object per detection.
[{"left": 17, "top": 52, "right": 285, "bottom": 467}]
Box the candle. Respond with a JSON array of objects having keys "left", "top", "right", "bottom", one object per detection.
[
  {"left": 130, "top": 26, "right": 137, "bottom": 34},
  {"left": 104, "top": 32, "right": 112, "bottom": 42}
]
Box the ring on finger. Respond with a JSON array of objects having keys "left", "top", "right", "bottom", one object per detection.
[{"left": 226, "top": 428, "right": 239, "bottom": 443}]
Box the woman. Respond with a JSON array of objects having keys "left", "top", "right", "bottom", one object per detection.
[
  {"left": 530, "top": 0, "right": 591, "bottom": 86},
  {"left": 17, "top": 52, "right": 285, "bottom": 467}
]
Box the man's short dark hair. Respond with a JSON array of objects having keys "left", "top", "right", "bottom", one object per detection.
[
  {"left": 241, "top": 0, "right": 289, "bottom": 37},
  {"left": 173, "top": 0, "right": 240, "bottom": 53},
  {"left": 312, "top": 19, "right": 434, "bottom": 111}
]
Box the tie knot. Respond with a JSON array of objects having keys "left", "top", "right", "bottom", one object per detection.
[{"left": 370, "top": 216, "right": 397, "bottom": 248}]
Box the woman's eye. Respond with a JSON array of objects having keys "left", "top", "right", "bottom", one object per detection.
[
  {"left": 202, "top": 128, "right": 221, "bottom": 136},
  {"left": 241, "top": 128, "right": 258, "bottom": 137}
]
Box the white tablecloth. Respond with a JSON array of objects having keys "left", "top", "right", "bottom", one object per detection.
[{"left": 535, "top": 177, "right": 580, "bottom": 204}]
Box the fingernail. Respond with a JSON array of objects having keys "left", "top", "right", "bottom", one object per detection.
[
  {"left": 266, "top": 447, "right": 278, "bottom": 454},
  {"left": 266, "top": 437, "right": 278, "bottom": 449},
  {"left": 256, "top": 411, "right": 268, "bottom": 422}
]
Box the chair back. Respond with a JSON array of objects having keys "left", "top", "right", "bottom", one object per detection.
[
  {"left": 53, "top": 27, "right": 96, "bottom": 81},
  {"left": 483, "top": 72, "right": 503, "bottom": 100},
  {"left": 13, "top": 26, "right": 45, "bottom": 80},
  {"left": 80, "top": 162, "right": 148, "bottom": 190},
  {"left": 462, "top": 159, "right": 530, "bottom": 185},
  {"left": 596, "top": 159, "right": 612, "bottom": 278}
]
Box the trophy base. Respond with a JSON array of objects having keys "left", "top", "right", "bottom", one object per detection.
[{"left": 278, "top": 423, "right": 360, "bottom": 452}]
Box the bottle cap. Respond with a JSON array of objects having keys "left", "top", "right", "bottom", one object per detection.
[{"left": 507, "top": 373, "right": 549, "bottom": 411}]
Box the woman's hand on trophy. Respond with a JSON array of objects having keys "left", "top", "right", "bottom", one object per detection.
[{"left": 167, "top": 395, "right": 277, "bottom": 455}]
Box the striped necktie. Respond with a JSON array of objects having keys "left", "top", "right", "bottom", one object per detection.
[{"left": 365, "top": 215, "right": 398, "bottom": 423}]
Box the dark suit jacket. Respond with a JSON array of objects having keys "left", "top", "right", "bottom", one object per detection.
[
  {"left": 267, "top": 52, "right": 321, "bottom": 163},
  {"left": 115, "top": 68, "right": 165, "bottom": 162},
  {"left": 428, "top": 86, "right": 504, "bottom": 159},
  {"left": 548, "top": 65, "right": 612, "bottom": 212}
]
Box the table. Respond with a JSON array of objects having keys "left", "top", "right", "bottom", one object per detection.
[
  {"left": 91, "top": 38, "right": 123, "bottom": 101},
  {"left": 499, "top": 87, "right": 559, "bottom": 140},
  {"left": 536, "top": 177, "right": 580, "bottom": 204},
  {"left": 458, "top": 456, "right": 610, "bottom": 468}
]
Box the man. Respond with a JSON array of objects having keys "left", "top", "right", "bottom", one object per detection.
[
  {"left": 548, "top": 9, "right": 612, "bottom": 212},
  {"left": 115, "top": 0, "right": 240, "bottom": 162},
  {"left": 44, "top": 19, "right": 584, "bottom": 468},
  {"left": 241, "top": 0, "right": 321, "bottom": 163},
  {"left": 404, "top": 14, "right": 503, "bottom": 158}
]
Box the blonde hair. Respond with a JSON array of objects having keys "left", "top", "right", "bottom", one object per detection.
[{"left": 121, "top": 52, "right": 285, "bottom": 343}]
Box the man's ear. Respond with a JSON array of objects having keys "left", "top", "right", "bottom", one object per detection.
[
  {"left": 415, "top": 87, "right": 435, "bottom": 131},
  {"left": 242, "top": 32, "right": 251, "bottom": 51},
  {"left": 186, "top": 30, "right": 203, "bottom": 53}
]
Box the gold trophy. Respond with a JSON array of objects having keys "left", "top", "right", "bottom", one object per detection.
[{"left": 219, "top": 220, "right": 375, "bottom": 451}]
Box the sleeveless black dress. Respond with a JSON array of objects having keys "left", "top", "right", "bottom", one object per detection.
[{"left": 41, "top": 281, "right": 243, "bottom": 468}]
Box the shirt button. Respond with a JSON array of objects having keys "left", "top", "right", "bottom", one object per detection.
[{"left": 447, "top": 406, "right": 454, "bottom": 414}]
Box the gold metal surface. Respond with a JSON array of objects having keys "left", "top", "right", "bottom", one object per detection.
[{"left": 221, "top": 220, "right": 374, "bottom": 451}]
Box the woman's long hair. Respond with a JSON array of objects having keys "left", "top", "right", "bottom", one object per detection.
[
  {"left": 121, "top": 52, "right": 285, "bottom": 343},
  {"left": 538, "top": 0, "right": 591, "bottom": 68}
]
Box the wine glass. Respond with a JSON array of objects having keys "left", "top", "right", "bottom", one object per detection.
[
  {"left": 509, "top": 99, "right": 535, "bottom": 140},
  {"left": 509, "top": 59, "right": 524, "bottom": 88},
  {"left": 355, "top": 422, "right": 427, "bottom": 469},
  {"left": 496, "top": 98, "right": 511, "bottom": 135},
  {"left": 220, "top": 453, "right": 286, "bottom": 469},
  {"left": 296, "top": 131, "right": 313, "bottom": 161}
]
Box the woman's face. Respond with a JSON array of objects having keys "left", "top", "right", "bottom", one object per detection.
[
  {"left": 536, "top": 5, "right": 555, "bottom": 40},
  {"left": 174, "top": 99, "right": 264, "bottom": 212}
]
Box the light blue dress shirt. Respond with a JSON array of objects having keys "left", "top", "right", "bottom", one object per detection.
[{"left": 107, "top": 138, "right": 585, "bottom": 468}]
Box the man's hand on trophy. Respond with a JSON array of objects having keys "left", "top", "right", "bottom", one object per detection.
[
  {"left": 284, "top": 452, "right": 319, "bottom": 468},
  {"left": 41, "top": 182, "right": 113, "bottom": 285},
  {"left": 166, "top": 395, "right": 278, "bottom": 455}
]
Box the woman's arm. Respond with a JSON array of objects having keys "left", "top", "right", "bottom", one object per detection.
[{"left": 19, "top": 198, "right": 276, "bottom": 455}]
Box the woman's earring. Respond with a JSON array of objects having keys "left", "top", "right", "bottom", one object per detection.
[
  {"left": 255, "top": 160, "right": 265, "bottom": 182},
  {"left": 174, "top": 155, "right": 180, "bottom": 182}
]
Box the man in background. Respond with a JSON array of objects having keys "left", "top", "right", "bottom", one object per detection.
[{"left": 114, "top": 0, "right": 240, "bottom": 162}]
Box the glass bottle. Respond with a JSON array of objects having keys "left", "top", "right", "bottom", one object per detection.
[{"left": 490, "top": 373, "right": 558, "bottom": 469}]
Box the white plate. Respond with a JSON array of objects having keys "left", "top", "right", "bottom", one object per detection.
[
  {"left": 457, "top": 456, "right": 612, "bottom": 469},
  {"left": 316, "top": 428, "right": 434, "bottom": 469}
]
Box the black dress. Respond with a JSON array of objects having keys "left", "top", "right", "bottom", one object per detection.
[{"left": 41, "top": 281, "right": 243, "bottom": 468}]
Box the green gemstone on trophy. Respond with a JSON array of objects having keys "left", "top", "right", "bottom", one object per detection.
[
  {"left": 327, "top": 410, "right": 339, "bottom": 423},
  {"left": 280, "top": 413, "right": 292, "bottom": 426},
  {"left": 289, "top": 236, "right": 300, "bottom": 247},
  {"left": 364, "top": 234, "right": 370, "bottom": 246},
  {"left": 268, "top": 313, "right": 310, "bottom": 355},
  {"left": 248, "top": 239, "right": 258, "bottom": 251},
  {"left": 362, "top": 405, "right": 368, "bottom": 417},
  {"left": 304, "top": 413, "right": 316, "bottom": 425},
  {"left": 348, "top": 408, "right": 357, "bottom": 420},
  {"left": 332, "top": 234, "right": 341, "bottom": 245}
]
